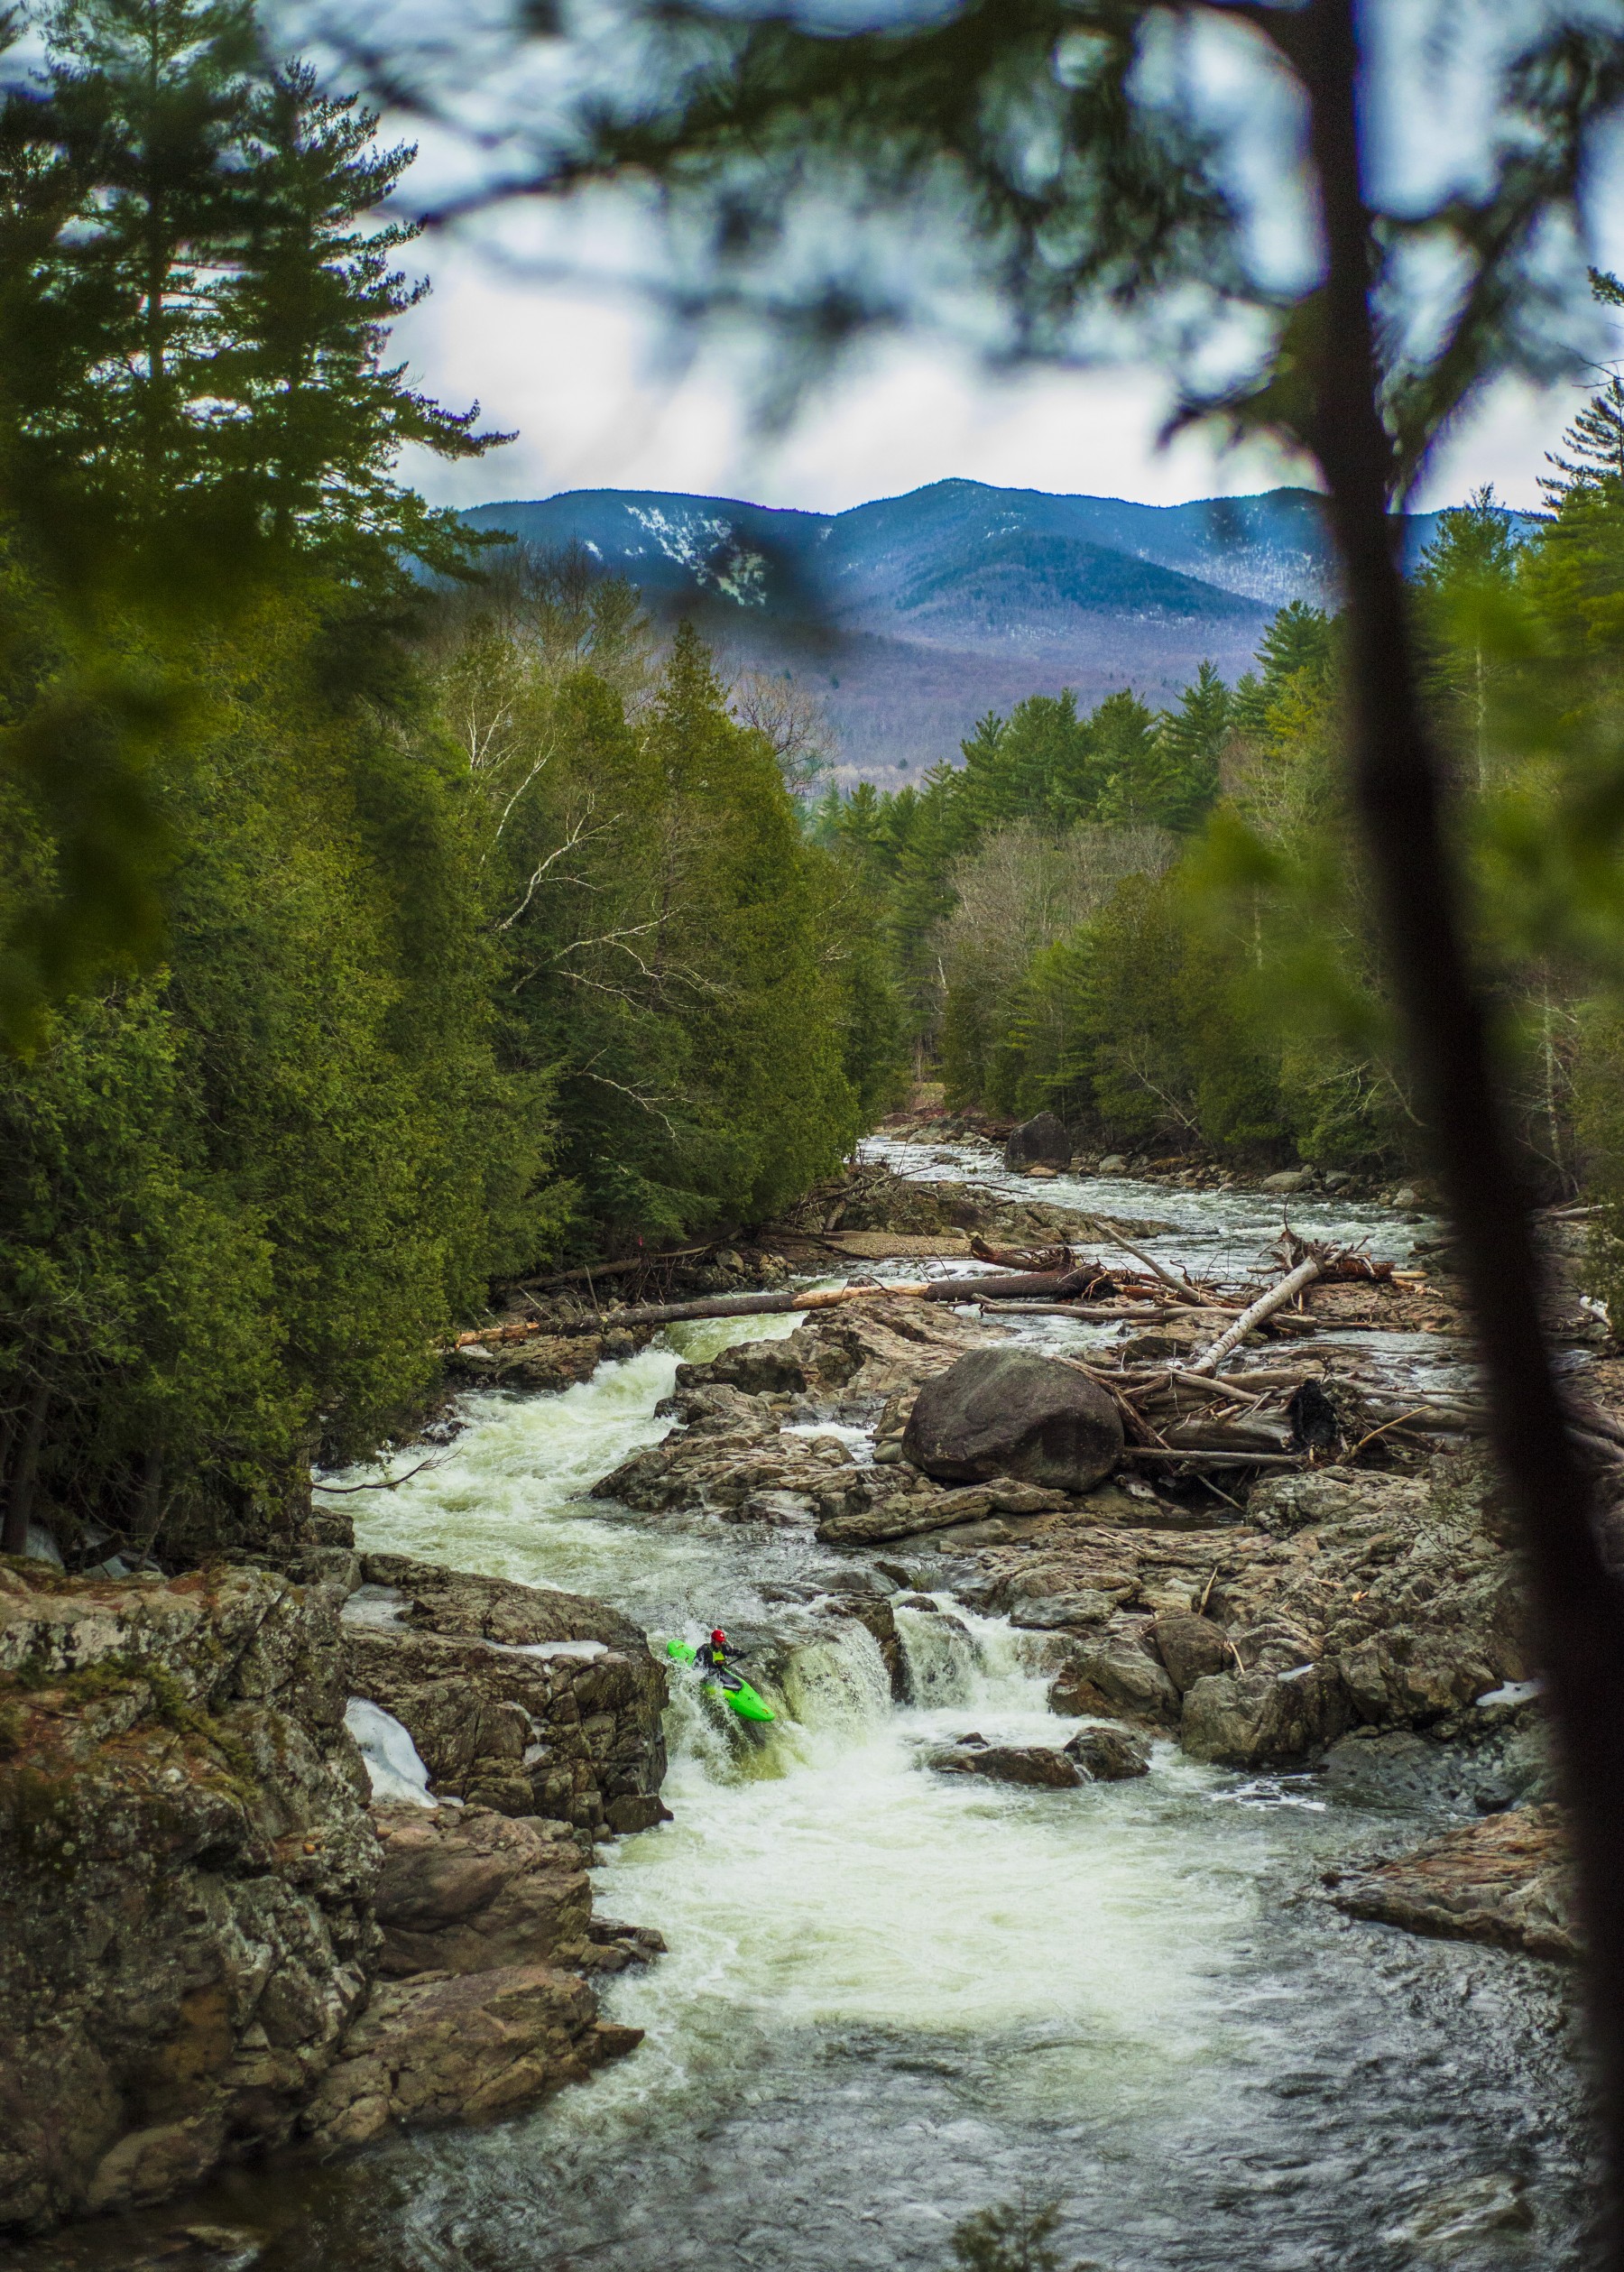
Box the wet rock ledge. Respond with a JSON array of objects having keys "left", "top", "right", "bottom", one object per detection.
[{"left": 0, "top": 1549, "right": 667, "bottom": 2238}]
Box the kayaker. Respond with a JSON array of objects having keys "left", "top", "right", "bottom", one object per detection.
[{"left": 695, "top": 1627, "right": 742, "bottom": 1674}]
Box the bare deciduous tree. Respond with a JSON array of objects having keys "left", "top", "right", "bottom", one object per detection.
[{"left": 728, "top": 667, "right": 838, "bottom": 796}]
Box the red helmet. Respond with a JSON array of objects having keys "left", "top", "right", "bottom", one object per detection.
[{"left": 711, "top": 1628, "right": 726, "bottom": 1646}]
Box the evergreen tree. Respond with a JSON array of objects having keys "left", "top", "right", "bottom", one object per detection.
[
  {"left": 1232, "top": 601, "right": 1334, "bottom": 739},
  {"left": 1542, "top": 271, "right": 1624, "bottom": 506},
  {"left": 1149, "top": 659, "right": 1230, "bottom": 826},
  {"left": 215, "top": 60, "right": 505, "bottom": 586},
  {"left": 1414, "top": 486, "right": 1521, "bottom": 791},
  {"left": 45, "top": 0, "right": 262, "bottom": 539}
]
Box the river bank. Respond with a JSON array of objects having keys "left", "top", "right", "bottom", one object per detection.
[{"left": 1, "top": 1137, "right": 1602, "bottom": 2271}]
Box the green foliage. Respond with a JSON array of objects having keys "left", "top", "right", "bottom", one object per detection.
[
  {"left": 0, "top": 8, "right": 889, "bottom": 1566},
  {"left": 816, "top": 668, "right": 1235, "bottom": 1067},
  {"left": 814, "top": 517, "right": 1624, "bottom": 1188},
  {"left": 433, "top": 605, "right": 874, "bottom": 1249},
  {"left": 0, "top": 595, "right": 555, "bottom": 1558},
  {"left": 997, "top": 868, "right": 1288, "bottom": 1158},
  {"left": 951, "top": 2197, "right": 1075, "bottom": 2272},
  {"left": 0, "top": 0, "right": 504, "bottom": 1048}
]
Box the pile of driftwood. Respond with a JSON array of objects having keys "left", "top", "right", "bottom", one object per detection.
[
  {"left": 457, "top": 1231, "right": 1455, "bottom": 1478},
  {"left": 448, "top": 1218, "right": 1624, "bottom": 1487},
  {"left": 505, "top": 1226, "right": 1379, "bottom": 1346}
]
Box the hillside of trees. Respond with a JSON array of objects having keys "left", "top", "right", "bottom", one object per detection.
[
  {"left": 812, "top": 386, "right": 1624, "bottom": 1292},
  {"left": 0, "top": 0, "right": 888, "bottom": 1561}
]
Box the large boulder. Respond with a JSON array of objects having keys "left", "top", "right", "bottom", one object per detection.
[
  {"left": 1004, "top": 1112, "right": 1073, "bottom": 1169},
  {"left": 1180, "top": 1662, "right": 1352, "bottom": 1767},
  {"left": 1151, "top": 1612, "right": 1231, "bottom": 1694},
  {"left": 1050, "top": 1636, "right": 1181, "bottom": 1727},
  {"left": 901, "top": 1349, "right": 1123, "bottom": 1493},
  {"left": 0, "top": 1556, "right": 378, "bottom": 2232},
  {"left": 341, "top": 1556, "right": 669, "bottom": 1837},
  {"left": 1064, "top": 1725, "right": 1152, "bottom": 1780}
]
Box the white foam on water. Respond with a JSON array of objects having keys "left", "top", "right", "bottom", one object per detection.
[
  {"left": 335, "top": 1309, "right": 809, "bottom": 1615},
  {"left": 343, "top": 1344, "right": 1260, "bottom": 2135},
  {"left": 582, "top": 1596, "right": 1253, "bottom": 2138}
]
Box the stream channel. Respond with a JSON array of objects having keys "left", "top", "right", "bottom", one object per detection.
[{"left": 88, "top": 1148, "right": 1603, "bottom": 2267}]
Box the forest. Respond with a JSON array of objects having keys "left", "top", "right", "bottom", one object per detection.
[
  {"left": 814, "top": 404, "right": 1624, "bottom": 1242},
  {"left": 7, "top": 0, "right": 1624, "bottom": 1574},
  {"left": 0, "top": 0, "right": 888, "bottom": 1561}
]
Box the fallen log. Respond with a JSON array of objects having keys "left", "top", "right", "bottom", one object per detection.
[
  {"left": 1186, "top": 1258, "right": 1325, "bottom": 1375},
  {"left": 558, "top": 1282, "right": 932, "bottom": 1330},
  {"left": 969, "top": 1235, "right": 1074, "bottom": 1272},
  {"left": 973, "top": 1302, "right": 1169, "bottom": 1320},
  {"left": 922, "top": 1266, "right": 1102, "bottom": 1304},
  {"left": 534, "top": 1264, "right": 1144, "bottom": 1333},
  {"left": 1121, "top": 1446, "right": 1307, "bottom": 1467}
]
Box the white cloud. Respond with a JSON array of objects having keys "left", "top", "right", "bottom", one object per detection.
[{"left": 395, "top": 245, "right": 1587, "bottom": 520}]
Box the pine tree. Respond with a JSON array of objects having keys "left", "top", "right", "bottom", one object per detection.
[
  {"left": 1146, "top": 659, "right": 1231, "bottom": 827},
  {"left": 1414, "top": 487, "right": 1521, "bottom": 792},
  {"left": 214, "top": 60, "right": 505, "bottom": 586},
  {"left": 1231, "top": 601, "right": 1333, "bottom": 738},
  {"left": 46, "top": 0, "right": 261, "bottom": 527},
  {"left": 1542, "top": 272, "right": 1624, "bottom": 506}
]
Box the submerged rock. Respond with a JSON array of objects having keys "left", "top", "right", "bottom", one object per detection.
[
  {"left": 1321, "top": 1719, "right": 1553, "bottom": 1815},
  {"left": 901, "top": 1348, "right": 1123, "bottom": 1493},
  {"left": 1330, "top": 1804, "right": 1574, "bottom": 1961},
  {"left": 927, "top": 1739, "right": 1082, "bottom": 1787}
]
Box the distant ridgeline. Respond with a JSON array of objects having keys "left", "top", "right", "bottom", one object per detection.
[{"left": 460, "top": 480, "right": 1523, "bottom": 777}]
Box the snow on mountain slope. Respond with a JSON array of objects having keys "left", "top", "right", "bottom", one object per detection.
[{"left": 457, "top": 480, "right": 1484, "bottom": 779}]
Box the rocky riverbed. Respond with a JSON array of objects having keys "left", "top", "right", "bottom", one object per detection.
[{"left": 0, "top": 1134, "right": 1604, "bottom": 2271}]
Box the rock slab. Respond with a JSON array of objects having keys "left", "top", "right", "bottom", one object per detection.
[
  {"left": 1331, "top": 1804, "right": 1575, "bottom": 1961},
  {"left": 372, "top": 1804, "right": 593, "bottom": 1978},
  {"left": 341, "top": 1556, "right": 668, "bottom": 1835},
  {"left": 302, "top": 1964, "right": 639, "bottom": 2149}
]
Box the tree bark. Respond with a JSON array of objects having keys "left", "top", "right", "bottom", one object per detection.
[
  {"left": 1186, "top": 1258, "right": 1323, "bottom": 1375},
  {"left": 1303, "top": 2, "right": 1624, "bottom": 2248},
  {"left": 2, "top": 1381, "right": 49, "bottom": 1561}
]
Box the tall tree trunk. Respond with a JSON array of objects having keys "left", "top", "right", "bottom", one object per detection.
[
  {"left": 2, "top": 1380, "right": 50, "bottom": 1560},
  {"left": 1303, "top": 1, "right": 1624, "bottom": 2254}
]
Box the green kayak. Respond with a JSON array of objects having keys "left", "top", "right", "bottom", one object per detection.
[{"left": 667, "top": 1637, "right": 775, "bottom": 1722}]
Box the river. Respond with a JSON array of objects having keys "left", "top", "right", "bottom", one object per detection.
[{"left": 32, "top": 1150, "right": 1593, "bottom": 2269}]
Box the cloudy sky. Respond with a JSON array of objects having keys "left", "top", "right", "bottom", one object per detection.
[
  {"left": 392, "top": 239, "right": 1600, "bottom": 523},
  {"left": 337, "top": 0, "right": 1624, "bottom": 527}
]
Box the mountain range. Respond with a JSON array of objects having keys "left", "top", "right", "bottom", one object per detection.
[{"left": 461, "top": 480, "right": 1493, "bottom": 780}]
